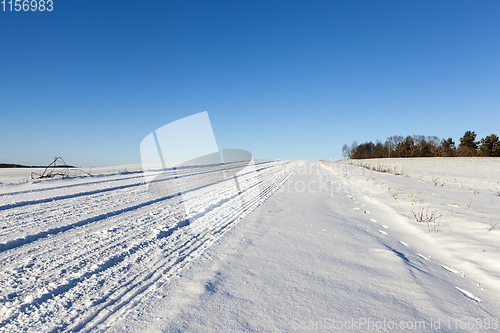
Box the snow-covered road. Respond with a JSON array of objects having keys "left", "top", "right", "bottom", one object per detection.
[
  {"left": 109, "top": 162, "right": 499, "bottom": 332},
  {"left": 0, "top": 160, "right": 302, "bottom": 332},
  {"left": 1, "top": 160, "right": 499, "bottom": 332}
]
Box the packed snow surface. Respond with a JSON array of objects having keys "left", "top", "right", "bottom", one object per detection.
[{"left": 0, "top": 158, "right": 499, "bottom": 332}]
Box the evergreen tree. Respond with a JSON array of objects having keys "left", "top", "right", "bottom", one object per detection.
[
  {"left": 386, "top": 135, "right": 404, "bottom": 158},
  {"left": 480, "top": 134, "right": 500, "bottom": 157},
  {"left": 427, "top": 136, "right": 441, "bottom": 156},
  {"left": 440, "top": 138, "right": 456, "bottom": 157},
  {"left": 458, "top": 131, "right": 478, "bottom": 156},
  {"left": 374, "top": 142, "right": 385, "bottom": 158},
  {"left": 396, "top": 136, "right": 417, "bottom": 157}
]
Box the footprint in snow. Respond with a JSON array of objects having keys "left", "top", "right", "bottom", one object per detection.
[
  {"left": 369, "top": 218, "right": 377, "bottom": 223},
  {"left": 443, "top": 266, "right": 465, "bottom": 277},
  {"left": 381, "top": 225, "right": 389, "bottom": 229},
  {"left": 379, "top": 230, "right": 387, "bottom": 235},
  {"left": 455, "top": 287, "right": 481, "bottom": 302},
  {"left": 442, "top": 265, "right": 459, "bottom": 274},
  {"left": 399, "top": 241, "right": 409, "bottom": 247}
]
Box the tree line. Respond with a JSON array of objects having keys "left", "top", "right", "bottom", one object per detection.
[{"left": 342, "top": 131, "right": 500, "bottom": 159}]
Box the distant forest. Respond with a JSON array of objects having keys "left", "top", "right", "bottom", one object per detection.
[
  {"left": 343, "top": 131, "right": 500, "bottom": 159},
  {"left": 0, "top": 163, "right": 75, "bottom": 168}
]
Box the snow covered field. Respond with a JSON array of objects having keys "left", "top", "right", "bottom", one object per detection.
[{"left": 1, "top": 158, "right": 499, "bottom": 332}]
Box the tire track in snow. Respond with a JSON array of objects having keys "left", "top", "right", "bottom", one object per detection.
[
  {"left": 0, "top": 182, "right": 145, "bottom": 211},
  {"left": 0, "top": 161, "right": 302, "bottom": 332},
  {"left": 0, "top": 194, "right": 178, "bottom": 254},
  {"left": 0, "top": 162, "right": 288, "bottom": 297},
  {"left": 78, "top": 161, "right": 302, "bottom": 333},
  {"left": 0, "top": 161, "right": 270, "bottom": 211},
  {"left": 0, "top": 160, "right": 290, "bottom": 282},
  {"left": 0, "top": 161, "right": 280, "bottom": 252},
  {"left": 0, "top": 171, "right": 146, "bottom": 197}
]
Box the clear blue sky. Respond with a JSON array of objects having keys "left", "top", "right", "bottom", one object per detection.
[{"left": 1, "top": 0, "right": 499, "bottom": 166}]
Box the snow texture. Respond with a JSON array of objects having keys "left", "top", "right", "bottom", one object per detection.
[{"left": 0, "top": 158, "right": 499, "bottom": 332}]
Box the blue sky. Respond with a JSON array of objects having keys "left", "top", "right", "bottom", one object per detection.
[{"left": 1, "top": 0, "right": 499, "bottom": 166}]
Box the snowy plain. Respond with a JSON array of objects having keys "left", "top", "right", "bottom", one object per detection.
[{"left": 0, "top": 158, "right": 499, "bottom": 332}]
